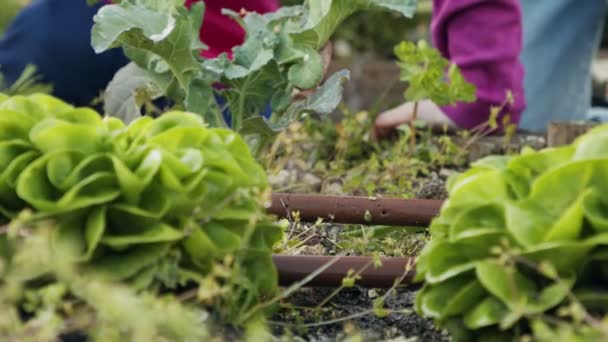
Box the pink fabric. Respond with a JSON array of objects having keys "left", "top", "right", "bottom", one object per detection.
[
  {"left": 432, "top": 0, "right": 526, "bottom": 130},
  {"left": 185, "top": 0, "right": 279, "bottom": 59}
]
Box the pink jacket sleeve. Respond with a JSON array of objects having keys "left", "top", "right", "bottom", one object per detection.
[{"left": 432, "top": 0, "right": 526, "bottom": 130}]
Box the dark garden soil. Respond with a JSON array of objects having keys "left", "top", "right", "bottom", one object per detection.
[{"left": 271, "top": 287, "right": 448, "bottom": 342}]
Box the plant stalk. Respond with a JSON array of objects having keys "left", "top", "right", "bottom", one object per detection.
[{"left": 409, "top": 101, "right": 419, "bottom": 156}]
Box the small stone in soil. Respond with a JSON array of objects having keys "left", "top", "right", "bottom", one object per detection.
[{"left": 415, "top": 176, "right": 448, "bottom": 200}]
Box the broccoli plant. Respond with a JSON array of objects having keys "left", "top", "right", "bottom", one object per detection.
[
  {"left": 91, "top": 0, "right": 418, "bottom": 152},
  {"left": 394, "top": 40, "right": 475, "bottom": 153}
]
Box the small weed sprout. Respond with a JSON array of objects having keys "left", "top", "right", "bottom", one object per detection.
[{"left": 394, "top": 40, "right": 476, "bottom": 154}]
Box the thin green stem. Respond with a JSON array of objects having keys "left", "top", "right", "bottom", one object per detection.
[
  {"left": 409, "top": 101, "right": 419, "bottom": 156},
  {"left": 268, "top": 310, "right": 374, "bottom": 328},
  {"left": 239, "top": 255, "right": 343, "bottom": 324},
  {"left": 314, "top": 259, "right": 375, "bottom": 310}
]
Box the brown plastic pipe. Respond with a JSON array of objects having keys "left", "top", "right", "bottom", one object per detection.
[
  {"left": 268, "top": 193, "right": 443, "bottom": 226},
  {"left": 273, "top": 254, "right": 416, "bottom": 288}
]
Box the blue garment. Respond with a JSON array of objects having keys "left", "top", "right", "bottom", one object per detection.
[
  {"left": 0, "top": 0, "right": 129, "bottom": 106},
  {"left": 519, "top": 0, "right": 607, "bottom": 131},
  {"left": 0, "top": 0, "right": 272, "bottom": 124}
]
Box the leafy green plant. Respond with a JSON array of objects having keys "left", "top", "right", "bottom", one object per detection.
[
  {"left": 0, "top": 92, "right": 282, "bottom": 327},
  {"left": 91, "top": 0, "right": 418, "bottom": 152},
  {"left": 415, "top": 124, "right": 608, "bottom": 341},
  {"left": 394, "top": 40, "right": 475, "bottom": 153}
]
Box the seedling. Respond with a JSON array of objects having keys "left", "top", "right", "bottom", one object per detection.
[{"left": 394, "top": 40, "right": 475, "bottom": 154}]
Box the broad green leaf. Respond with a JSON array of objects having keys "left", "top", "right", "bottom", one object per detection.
[
  {"left": 584, "top": 189, "right": 608, "bottom": 231},
  {"left": 423, "top": 241, "right": 479, "bottom": 284},
  {"left": 0, "top": 95, "right": 47, "bottom": 120},
  {"left": 182, "top": 227, "right": 218, "bottom": 270},
  {"left": 222, "top": 62, "right": 287, "bottom": 131},
  {"left": 103, "top": 62, "right": 170, "bottom": 123},
  {"left": 450, "top": 204, "right": 505, "bottom": 240},
  {"left": 505, "top": 202, "right": 553, "bottom": 247},
  {"left": 84, "top": 206, "right": 106, "bottom": 260},
  {"left": 471, "top": 155, "right": 511, "bottom": 171},
  {"left": 88, "top": 243, "right": 170, "bottom": 281},
  {"left": 529, "top": 161, "right": 592, "bottom": 216},
  {"left": 475, "top": 260, "right": 536, "bottom": 309},
  {"left": 524, "top": 277, "right": 574, "bottom": 314},
  {"left": 29, "top": 118, "right": 110, "bottom": 154},
  {"left": 287, "top": 47, "right": 324, "bottom": 90},
  {"left": 17, "top": 155, "right": 120, "bottom": 212},
  {"left": 416, "top": 276, "right": 485, "bottom": 319},
  {"left": 27, "top": 93, "right": 73, "bottom": 115},
  {"left": 91, "top": 4, "right": 177, "bottom": 53},
  {"left": 101, "top": 223, "right": 183, "bottom": 249},
  {"left": 249, "top": 223, "right": 284, "bottom": 250},
  {"left": 361, "top": 0, "right": 419, "bottom": 16},
  {"left": 202, "top": 222, "right": 242, "bottom": 252},
  {"left": 107, "top": 199, "right": 171, "bottom": 235},
  {"left": 54, "top": 213, "right": 88, "bottom": 260},
  {"left": 111, "top": 150, "right": 162, "bottom": 204},
  {"left": 542, "top": 190, "right": 587, "bottom": 242},
  {"left": 289, "top": 0, "right": 416, "bottom": 49},
  {"left": 241, "top": 249, "right": 279, "bottom": 296},
  {"left": 45, "top": 153, "right": 113, "bottom": 191},
  {"left": 144, "top": 111, "right": 205, "bottom": 138},
  {"left": 572, "top": 124, "right": 608, "bottom": 159},
  {"left": 53, "top": 108, "right": 102, "bottom": 125},
  {"left": 0, "top": 140, "right": 35, "bottom": 172},
  {"left": 3, "top": 150, "right": 39, "bottom": 187},
  {"left": 0, "top": 110, "right": 38, "bottom": 141},
  {"left": 270, "top": 70, "right": 351, "bottom": 138},
  {"left": 507, "top": 146, "right": 574, "bottom": 185},
  {"left": 448, "top": 169, "right": 510, "bottom": 206},
  {"left": 184, "top": 75, "right": 219, "bottom": 126},
  {"left": 463, "top": 296, "right": 508, "bottom": 329},
  {"left": 222, "top": 13, "right": 276, "bottom": 79},
  {"left": 521, "top": 242, "right": 592, "bottom": 274}
]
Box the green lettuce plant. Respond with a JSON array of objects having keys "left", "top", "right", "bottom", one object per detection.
[
  {"left": 90, "top": 0, "right": 417, "bottom": 151},
  {"left": 415, "top": 124, "right": 608, "bottom": 341},
  {"left": 0, "top": 93, "right": 282, "bottom": 325}
]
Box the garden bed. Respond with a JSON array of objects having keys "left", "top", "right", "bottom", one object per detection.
[
  {"left": 252, "top": 118, "right": 549, "bottom": 341},
  {"left": 5, "top": 0, "right": 608, "bottom": 340}
]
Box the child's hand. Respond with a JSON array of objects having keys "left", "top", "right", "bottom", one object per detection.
[{"left": 373, "top": 100, "right": 457, "bottom": 140}]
